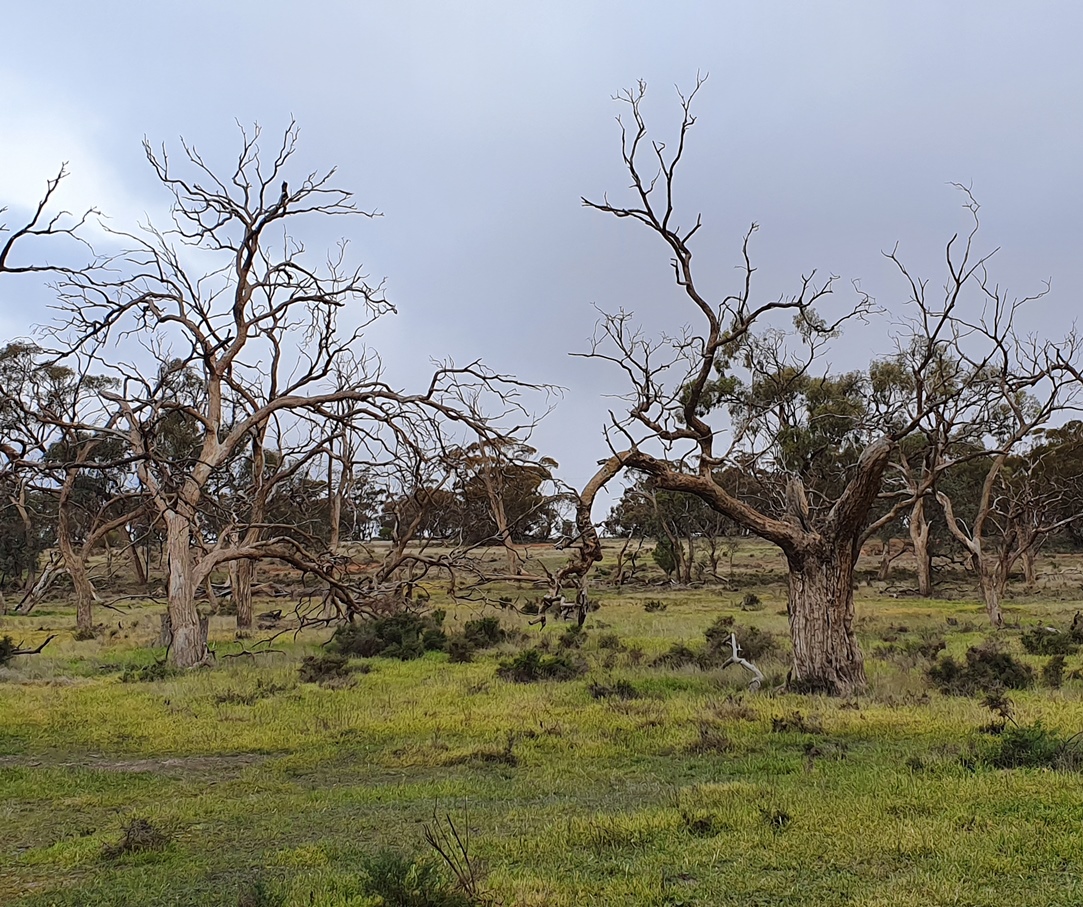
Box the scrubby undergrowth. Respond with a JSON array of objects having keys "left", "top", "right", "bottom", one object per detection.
[{"left": 5, "top": 552, "right": 1083, "bottom": 906}]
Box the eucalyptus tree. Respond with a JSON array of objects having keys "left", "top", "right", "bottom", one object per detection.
[
  {"left": 570, "top": 79, "right": 1080, "bottom": 693},
  {"left": 51, "top": 124, "right": 540, "bottom": 667}
]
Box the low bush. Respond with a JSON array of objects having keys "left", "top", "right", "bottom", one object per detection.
[
  {"left": 703, "top": 616, "right": 780, "bottom": 662},
  {"left": 298, "top": 652, "right": 367, "bottom": 686},
  {"left": 462, "top": 616, "right": 505, "bottom": 648},
  {"left": 927, "top": 641, "right": 1034, "bottom": 695},
  {"left": 643, "top": 599, "right": 668, "bottom": 613},
  {"left": 496, "top": 648, "right": 586, "bottom": 683},
  {"left": 1043, "top": 655, "right": 1067, "bottom": 689},
  {"left": 740, "top": 592, "right": 763, "bottom": 611},
  {"left": 120, "top": 660, "right": 177, "bottom": 683},
  {"left": 1021, "top": 626, "right": 1080, "bottom": 656},
  {"left": 588, "top": 679, "right": 640, "bottom": 700},
  {"left": 650, "top": 643, "right": 700, "bottom": 669},
  {"left": 985, "top": 721, "right": 1068, "bottom": 769},
  {"left": 330, "top": 611, "right": 448, "bottom": 660},
  {"left": 0, "top": 636, "right": 17, "bottom": 667}
]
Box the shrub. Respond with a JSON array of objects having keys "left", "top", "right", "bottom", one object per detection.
[
  {"left": 298, "top": 652, "right": 367, "bottom": 686},
  {"left": 927, "top": 641, "right": 1034, "bottom": 696},
  {"left": 588, "top": 680, "right": 640, "bottom": 700},
  {"left": 446, "top": 636, "right": 476, "bottom": 664},
  {"left": 462, "top": 617, "right": 505, "bottom": 648},
  {"left": 596, "top": 631, "right": 624, "bottom": 651},
  {"left": 643, "top": 599, "right": 668, "bottom": 613},
  {"left": 559, "top": 625, "right": 587, "bottom": 649},
  {"left": 1042, "top": 655, "right": 1067, "bottom": 689},
  {"left": 650, "top": 643, "right": 700, "bottom": 669},
  {"left": 0, "top": 636, "right": 16, "bottom": 667},
  {"left": 330, "top": 611, "right": 447, "bottom": 660},
  {"left": 120, "top": 660, "right": 177, "bottom": 683},
  {"left": 496, "top": 648, "right": 586, "bottom": 683},
  {"left": 1021, "top": 627, "right": 1080, "bottom": 656},
  {"left": 703, "top": 616, "right": 780, "bottom": 662},
  {"left": 987, "top": 721, "right": 1066, "bottom": 769}
]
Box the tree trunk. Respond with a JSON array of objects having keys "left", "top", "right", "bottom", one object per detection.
[
  {"left": 976, "top": 556, "right": 1006, "bottom": 628},
  {"left": 786, "top": 541, "right": 866, "bottom": 695},
  {"left": 909, "top": 497, "right": 933, "bottom": 597},
  {"left": 57, "top": 498, "right": 97, "bottom": 632},
  {"left": 164, "top": 512, "right": 208, "bottom": 667},
  {"left": 1022, "top": 547, "right": 1038, "bottom": 590},
  {"left": 877, "top": 540, "right": 892, "bottom": 581},
  {"left": 231, "top": 557, "right": 255, "bottom": 635},
  {"left": 124, "top": 524, "right": 147, "bottom": 587}
]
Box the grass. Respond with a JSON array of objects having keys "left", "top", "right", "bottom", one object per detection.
[{"left": 3, "top": 544, "right": 1083, "bottom": 904}]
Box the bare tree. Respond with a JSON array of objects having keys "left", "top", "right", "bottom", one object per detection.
[
  {"left": 570, "top": 79, "right": 1078, "bottom": 693},
  {"left": 50, "top": 124, "right": 540, "bottom": 667}
]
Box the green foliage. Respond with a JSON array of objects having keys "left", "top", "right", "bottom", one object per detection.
[
  {"left": 298, "top": 653, "right": 364, "bottom": 686},
  {"left": 331, "top": 612, "right": 448, "bottom": 660},
  {"left": 927, "top": 641, "right": 1034, "bottom": 696},
  {"left": 358, "top": 851, "right": 474, "bottom": 907},
  {"left": 120, "top": 660, "right": 177, "bottom": 683},
  {"left": 703, "top": 616, "right": 780, "bottom": 661},
  {"left": 496, "top": 648, "right": 586, "bottom": 683},
  {"left": 462, "top": 617, "right": 504, "bottom": 649},
  {"left": 1043, "top": 655, "right": 1067, "bottom": 689},
  {"left": 1021, "top": 627, "right": 1081, "bottom": 656},
  {"left": 650, "top": 536, "right": 677, "bottom": 577},
  {"left": 986, "top": 722, "right": 1068, "bottom": 769}
]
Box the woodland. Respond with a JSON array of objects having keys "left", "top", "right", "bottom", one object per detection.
[{"left": 4, "top": 83, "right": 1083, "bottom": 906}]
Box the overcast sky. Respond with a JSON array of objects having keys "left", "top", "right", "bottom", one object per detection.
[{"left": 3, "top": 2, "right": 1083, "bottom": 502}]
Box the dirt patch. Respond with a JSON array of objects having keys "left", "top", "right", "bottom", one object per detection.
[{"left": 0, "top": 752, "right": 268, "bottom": 775}]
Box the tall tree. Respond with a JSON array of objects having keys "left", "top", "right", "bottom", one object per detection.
[
  {"left": 569, "top": 79, "right": 1079, "bottom": 693},
  {"left": 51, "top": 125, "right": 536, "bottom": 666}
]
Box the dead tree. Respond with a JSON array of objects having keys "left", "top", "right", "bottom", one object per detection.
[{"left": 50, "top": 124, "right": 543, "bottom": 667}]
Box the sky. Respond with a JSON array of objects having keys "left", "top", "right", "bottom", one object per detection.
[{"left": 3, "top": 1, "right": 1083, "bottom": 507}]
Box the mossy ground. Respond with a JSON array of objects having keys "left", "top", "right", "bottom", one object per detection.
[{"left": 3, "top": 543, "right": 1083, "bottom": 905}]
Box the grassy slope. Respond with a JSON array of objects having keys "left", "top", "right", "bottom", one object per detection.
[{"left": 2, "top": 546, "right": 1083, "bottom": 905}]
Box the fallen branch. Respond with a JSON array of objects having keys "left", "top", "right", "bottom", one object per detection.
[{"left": 720, "top": 632, "right": 764, "bottom": 691}]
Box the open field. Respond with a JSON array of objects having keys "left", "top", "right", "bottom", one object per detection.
[{"left": 3, "top": 542, "right": 1083, "bottom": 906}]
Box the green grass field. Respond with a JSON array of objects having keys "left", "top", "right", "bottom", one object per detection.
[{"left": 3, "top": 545, "right": 1083, "bottom": 906}]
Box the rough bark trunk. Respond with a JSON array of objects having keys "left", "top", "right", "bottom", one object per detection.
[
  {"left": 57, "top": 498, "right": 96, "bottom": 632},
  {"left": 976, "top": 557, "right": 1006, "bottom": 628},
  {"left": 231, "top": 557, "right": 255, "bottom": 634},
  {"left": 786, "top": 542, "right": 866, "bottom": 695},
  {"left": 164, "top": 512, "right": 209, "bottom": 667},
  {"left": 877, "top": 541, "right": 892, "bottom": 581},
  {"left": 124, "top": 524, "right": 147, "bottom": 587},
  {"left": 908, "top": 497, "right": 933, "bottom": 597},
  {"left": 1022, "top": 548, "right": 1037, "bottom": 590}
]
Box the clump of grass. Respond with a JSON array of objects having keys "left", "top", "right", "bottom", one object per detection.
[
  {"left": 445, "top": 733, "right": 518, "bottom": 767},
  {"left": 559, "top": 625, "right": 587, "bottom": 649},
  {"left": 650, "top": 643, "right": 700, "bottom": 669},
  {"left": 588, "top": 679, "right": 640, "bottom": 700},
  {"left": 985, "top": 722, "right": 1071, "bottom": 769},
  {"left": 643, "top": 599, "right": 668, "bottom": 613},
  {"left": 596, "top": 631, "right": 624, "bottom": 651},
  {"left": 214, "top": 679, "right": 290, "bottom": 705},
  {"left": 102, "top": 817, "right": 170, "bottom": 859},
  {"left": 358, "top": 850, "right": 475, "bottom": 907},
  {"left": 740, "top": 592, "right": 763, "bottom": 611},
  {"left": 120, "top": 660, "right": 177, "bottom": 683},
  {"left": 298, "top": 652, "right": 368, "bottom": 687},
  {"left": 0, "top": 635, "right": 17, "bottom": 667},
  {"left": 681, "top": 809, "right": 724, "bottom": 837},
  {"left": 761, "top": 807, "right": 792, "bottom": 832},
  {"left": 771, "top": 711, "right": 823, "bottom": 734},
  {"left": 1021, "top": 626, "right": 1080, "bottom": 656},
  {"left": 496, "top": 648, "right": 586, "bottom": 683},
  {"left": 330, "top": 611, "right": 448, "bottom": 660},
  {"left": 685, "top": 721, "right": 731, "bottom": 755},
  {"left": 927, "top": 640, "right": 1034, "bottom": 696}
]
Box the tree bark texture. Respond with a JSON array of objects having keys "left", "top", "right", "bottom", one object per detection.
[
  {"left": 786, "top": 542, "right": 866, "bottom": 695},
  {"left": 164, "top": 511, "right": 209, "bottom": 667}
]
